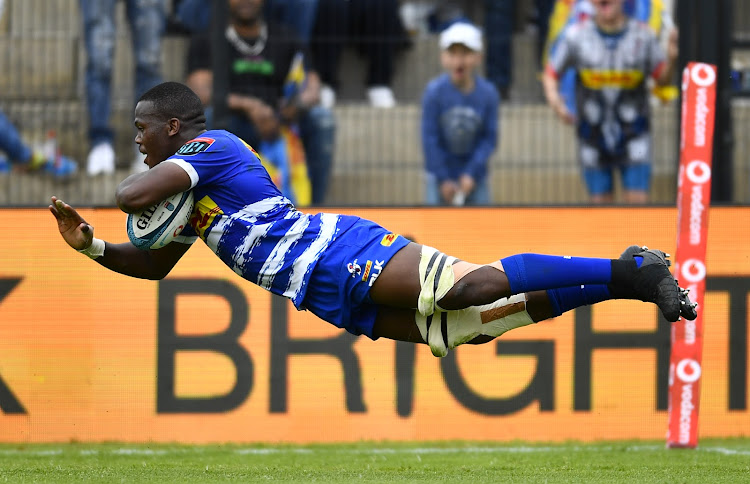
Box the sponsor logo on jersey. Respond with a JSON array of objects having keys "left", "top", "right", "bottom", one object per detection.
[
  {"left": 361, "top": 260, "right": 373, "bottom": 282},
  {"left": 380, "top": 233, "right": 398, "bottom": 246},
  {"left": 177, "top": 137, "right": 216, "bottom": 156},
  {"left": 190, "top": 195, "right": 223, "bottom": 239},
  {"left": 347, "top": 259, "right": 362, "bottom": 278},
  {"left": 579, "top": 69, "right": 645, "bottom": 89}
]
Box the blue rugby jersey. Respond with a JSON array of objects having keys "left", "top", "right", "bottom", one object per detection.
[{"left": 164, "top": 130, "right": 358, "bottom": 307}]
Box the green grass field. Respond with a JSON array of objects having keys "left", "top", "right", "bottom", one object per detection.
[{"left": 0, "top": 439, "right": 748, "bottom": 483}]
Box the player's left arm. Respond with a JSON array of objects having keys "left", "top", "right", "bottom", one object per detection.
[{"left": 116, "top": 161, "right": 192, "bottom": 214}]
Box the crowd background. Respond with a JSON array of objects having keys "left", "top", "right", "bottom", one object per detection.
[{"left": 0, "top": 0, "right": 748, "bottom": 207}]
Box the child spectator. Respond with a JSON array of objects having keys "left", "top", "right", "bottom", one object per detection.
[{"left": 421, "top": 22, "right": 499, "bottom": 206}]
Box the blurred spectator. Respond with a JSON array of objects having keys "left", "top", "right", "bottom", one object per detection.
[
  {"left": 186, "top": 0, "right": 333, "bottom": 205},
  {"left": 265, "top": 0, "right": 319, "bottom": 43},
  {"left": 171, "top": 0, "right": 211, "bottom": 34},
  {"left": 542, "top": 0, "right": 678, "bottom": 204},
  {"left": 80, "top": 0, "right": 167, "bottom": 175},
  {"left": 0, "top": 111, "right": 77, "bottom": 177},
  {"left": 311, "top": 0, "right": 409, "bottom": 108},
  {"left": 173, "top": 0, "right": 319, "bottom": 39},
  {"left": 484, "top": 0, "right": 555, "bottom": 100},
  {"left": 544, "top": 0, "right": 677, "bottom": 114},
  {"left": 171, "top": 0, "right": 319, "bottom": 39},
  {"left": 399, "top": 1, "right": 468, "bottom": 36},
  {"left": 422, "top": 22, "right": 499, "bottom": 206},
  {"left": 174, "top": 0, "right": 407, "bottom": 109}
]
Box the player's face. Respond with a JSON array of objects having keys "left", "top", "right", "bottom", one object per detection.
[
  {"left": 440, "top": 44, "right": 481, "bottom": 86},
  {"left": 133, "top": 101, "right": 176, "bottom": 170}
]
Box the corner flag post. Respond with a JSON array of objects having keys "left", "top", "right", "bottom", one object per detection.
[{"left": 667, "top": 62, "right": 717, "bottom": 448}]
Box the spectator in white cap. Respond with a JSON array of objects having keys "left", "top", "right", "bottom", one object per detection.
[{"left": 421, "top": 22, "right": 500, "bottom": 206}]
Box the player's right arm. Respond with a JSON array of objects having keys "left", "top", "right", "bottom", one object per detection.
[{"left": 49, "top": 196, "right": 190, "bottom": 280}]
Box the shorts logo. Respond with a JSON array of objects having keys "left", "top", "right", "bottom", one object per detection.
[
  {"left": 361, "top": 260, "right": 373, "bottom": 282},
  {"left": 347, "top": 259, "right": 362, "bottom": 278},
  {"left": 380, "top": 233, "right": 398, "bottom": 246},
  {"left": 368, "top": 260, "right": 385, "bottom": 287},
  {"left": 177, "top": 137, "right": 215, "bottom": 156}
]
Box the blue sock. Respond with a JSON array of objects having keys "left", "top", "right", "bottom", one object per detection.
[
  {"left": 500, "top": 254, "right": 614, "bottom": 294},
  {"left": 546, "top": 285, "right": 612, "bottom": 317}
]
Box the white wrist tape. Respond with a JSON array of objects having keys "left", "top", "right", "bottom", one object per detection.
[{"left": 78, "top": 238, "right": 105, "bottom": 259}]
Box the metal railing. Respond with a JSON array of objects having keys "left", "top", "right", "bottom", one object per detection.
[{"left": 0, "top": 0, "right": 748, "bottom": 207}]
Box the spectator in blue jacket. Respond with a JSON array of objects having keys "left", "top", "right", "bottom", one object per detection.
[{"left": 421, "top": 22, "right": 499, "bottom": 206}]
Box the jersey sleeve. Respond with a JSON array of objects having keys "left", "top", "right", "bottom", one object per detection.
[{"left": 164, "top": 134, "right": 248, "bottom": 189}]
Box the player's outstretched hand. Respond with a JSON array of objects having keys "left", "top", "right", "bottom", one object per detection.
[{"left": 49, "top": 196, "right": 94, "bottom": 251}]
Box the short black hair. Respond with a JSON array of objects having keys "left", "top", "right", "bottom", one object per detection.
[{"left": 138, "top": 82, "right": 205, "bottom": 124}]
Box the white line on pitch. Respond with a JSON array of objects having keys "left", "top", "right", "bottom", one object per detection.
[{"left": 0, "top": 444, "right": 748, "bottom": 457}]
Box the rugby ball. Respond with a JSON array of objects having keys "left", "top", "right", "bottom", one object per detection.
[{"left": 126, "top": 191, "right": 194, "bottom": 250}]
